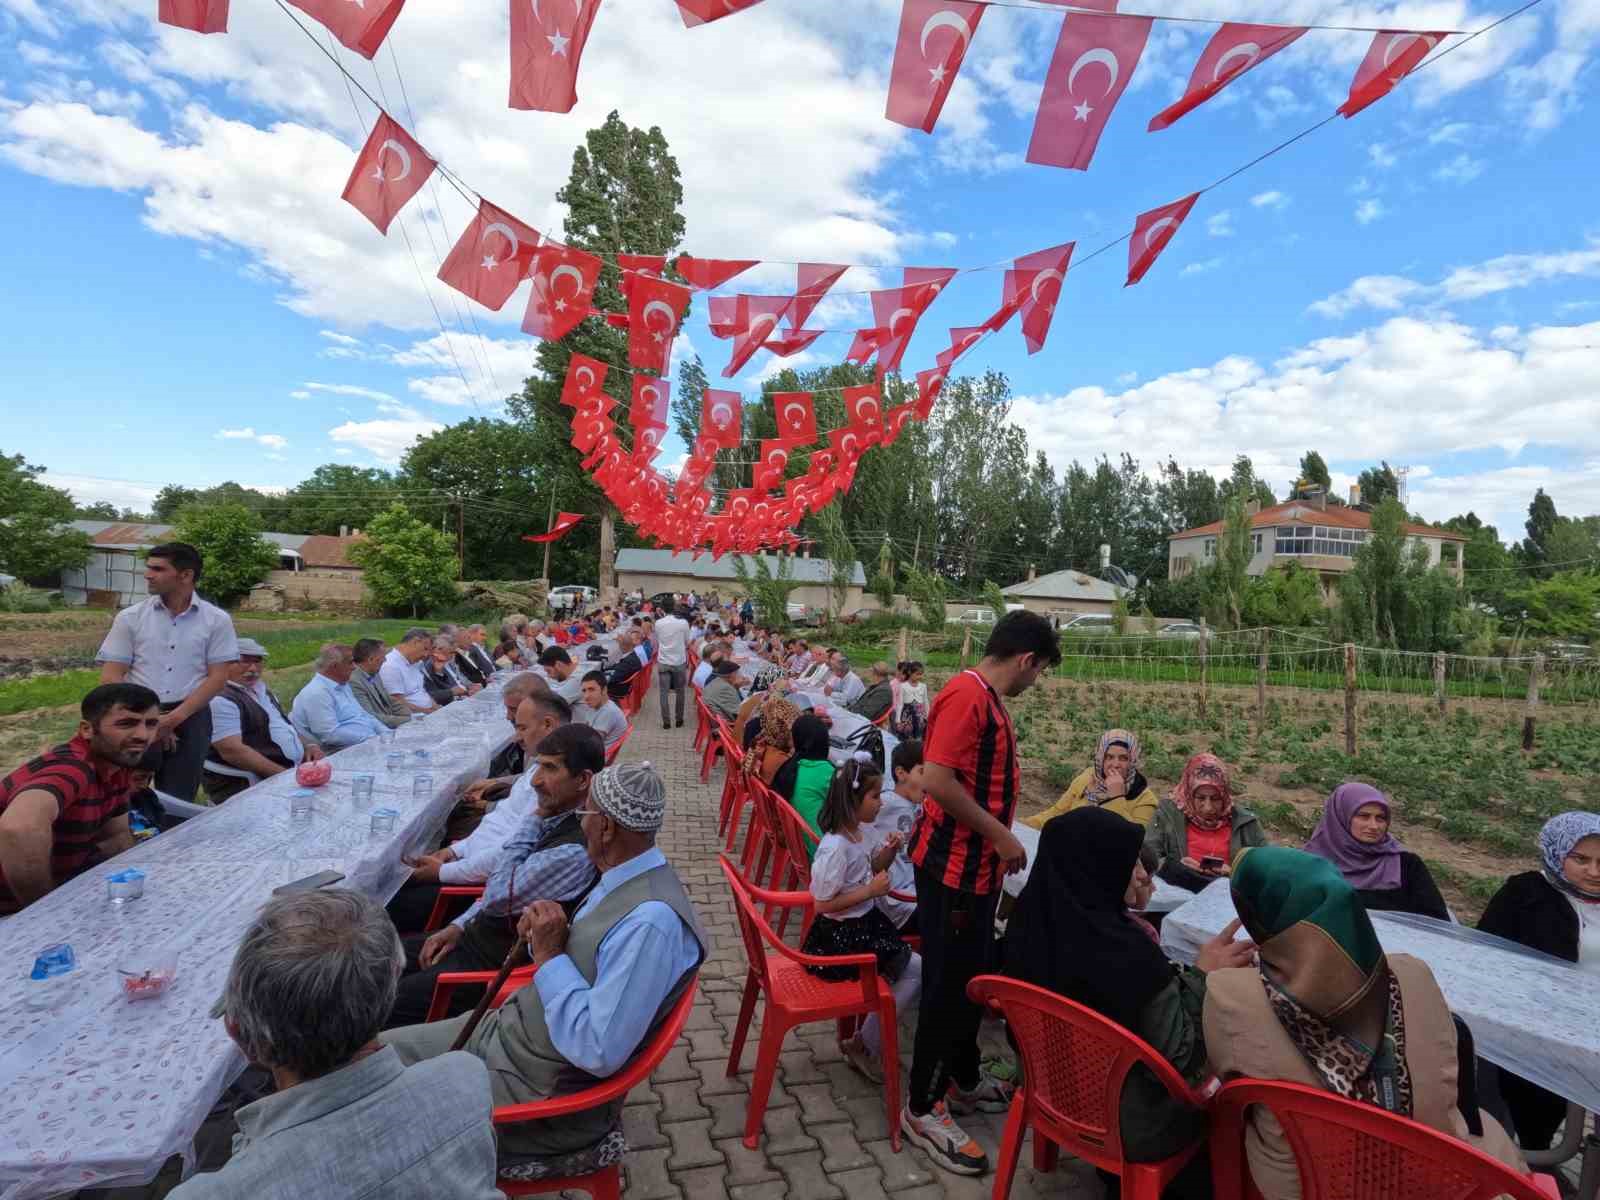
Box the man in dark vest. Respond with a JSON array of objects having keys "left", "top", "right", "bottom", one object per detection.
[
  {"left": 385, "top": 722, "right": 605, "bottom": 1028},
  {"left": 203, "top": 638, "right": 324, "bottom": 802},
  {"left": 382, "top": 760, "right": 707, "bottom": 1179}
]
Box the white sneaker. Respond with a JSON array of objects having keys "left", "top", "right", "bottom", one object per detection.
[{"left": 901, "top": 1102, "right": 988, "bottom": 1175}]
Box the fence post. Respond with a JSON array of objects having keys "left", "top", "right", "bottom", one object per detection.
[
  {"left": 896, "top": 626, "right": 908, "bottom": 666},
  {"left": 1523, "top": 652, "right": 1544, "bottom": 751},
  {"left": 1256, "top": 629, "right": 1269, "bottom": 735},
  {"left": 1198, "top": 618, "right": 1209, "bottom": 722},
  {"left": 959, "top": 625, "right": 972, "bottom": 671},
  {"left": 1343, "top": 642, "right": 1358, "bottom": 756},
  {"left": 1433, "top": 651, "right": 1447, "bottom": 717}
]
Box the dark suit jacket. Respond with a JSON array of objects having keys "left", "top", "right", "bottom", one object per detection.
[
  {"left": 454, "top": 649, "right": 489, "bottom": 687},
  {"left": 420, "top": 660, "right": 460, "bottom": 706},
  {"left": 606, "top": 651, "right": 645, "bottom": 700},
  {"left": 466, "top": 643, "right": 498, "bottom": 678}
]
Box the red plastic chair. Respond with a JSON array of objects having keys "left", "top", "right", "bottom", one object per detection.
[
  {"left": 422, "top": 884, "right": 485, "bottom": 933},
  {"left": 604, "top": 724, "right": 633, "bottom": 765},
  {"left": 718, "top": 855, "right": 902, "bottom": 1151},
  {"left": 1208, "top": 1078, "right": 1562, "bottom": 1200},
  {"left": 702, "top": 713, "right": 735, "bottom": 784},
  {"left": 692, "top": 687, "right": 711, "bottom": 751},
  {"left": 426, "top": 961, "right": 538, "bottom": 1023},
  {"left": 967, "top": 975, "right": 1210, "bottom": 1200}
]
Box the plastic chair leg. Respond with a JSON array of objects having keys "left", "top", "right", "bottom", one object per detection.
[
  {"left": 991, "top": 1095, "right": 1029, "bottom": 1200},
  {"left": 1123, "top": 1163, "right": 1170, "bottom": 1200},
  {"left": 743, "top": 1015, "right": 789, "bottom": 1149},
  {"left": 879, "top": 998, "right": 903, "bottom": 1152},
  {"left": 1030, "top": 1124, "right": 1058, "bottom": 1173},
  {"left": 726, "top": 972, "right": 760, "bottom": 1077}
]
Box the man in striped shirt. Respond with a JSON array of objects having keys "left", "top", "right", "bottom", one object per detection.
[
  {"left": 901, "top": 611, "right": 1060, "bottom": 1176},
  {"left": 0, "top": 683, "right": 158, "bottom": 914}
]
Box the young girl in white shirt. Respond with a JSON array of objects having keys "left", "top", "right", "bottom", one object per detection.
[
  {"left": 800, "top": 752, "right": 923, "bottom": 1084},
  {"left": 892, "top": 661, "right": 929, "bottom": 738}
]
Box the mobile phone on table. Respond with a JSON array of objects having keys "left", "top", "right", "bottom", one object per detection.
[
  {"left": 1200, "top": 856, "right": 1225, "bottom": 873},
  {"left": 273, "top": 869, "right": 345, "bottom": 895}
]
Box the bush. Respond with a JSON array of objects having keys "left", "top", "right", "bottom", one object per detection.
[
  {"left": 172, "top": 502, "right": 281, "bottom": 608},
  {"left": 0, "top": 586, "right": 56, "bottom": 613},
  {"left": 904, "top": 566, "right": 948, "bottom": 631}
]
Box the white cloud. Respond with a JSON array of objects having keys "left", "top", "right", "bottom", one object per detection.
[
  {"left": 328, "top": 415, "right": 444, "bottom": 462},
  {"left": 48, "top": 472, "right": 163, "bottom": 514},
  {"left": 1180, "top": 257, "right": 1222, "bottom": 277},
  {"left": 319, "top": 330, "right": 360, "bottom": 346},
  {"left": 1354, "top": 199, "right": 1386, "bottom": 225},
  {"left": 1433, "top": 153, "right": 1485, "bottom": 184},
  {"left": 1429, "top": 122, "right": 1474, "bottom": 145},
  {"left": 1311, "top": 240, "right": 1600, "bottom": 317},
  {"left": 17, "top": 41, "right": 84, "bottom": 69},
  {"left": 289, "top": 389, "right": 311, "bottom": 399},
  {"left": 301, "top": 381, "right": 396, "bottom": 402},
  {"left": 1249, "top": 190, "right": 1289, "bottom": 210},
  {"left": 389, "top": 332, "right": 532, "bottom": 408},
  {"left": 1368, "top": 143, "right": 1398, "bottom": 169},
  {"left": 1205, "top": 211, "right": 1234, "bottom": 238},
  {"left": 215, "top": 426, "right": 289, "bottom": 449}
]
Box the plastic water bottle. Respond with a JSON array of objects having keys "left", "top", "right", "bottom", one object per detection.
[{"left": 27, "top": 943, "right": 76, "bottom": 1011}]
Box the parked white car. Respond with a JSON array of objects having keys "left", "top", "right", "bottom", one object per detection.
[
  {"left": 548, "top": 584, "right": 596, "bottom": 615},
  {"left": 1157, "top": 621, "right": 1209, "bottom": 640},
  {"left": 947, "top": 608, "right": 996, "bottom": 626},
  {"left": 1054, "top": 613, "right": 1116, "bottom": 633}
]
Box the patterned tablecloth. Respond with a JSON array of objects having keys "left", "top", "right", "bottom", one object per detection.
[
  {"left": 1160, "top": 878, "right": 1600, "bottom": 1114},
  {"left": 0, "top": 680, "right": 516, "bottom": 1200}
]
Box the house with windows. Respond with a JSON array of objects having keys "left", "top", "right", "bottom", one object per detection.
[{"left": 1166, "top": 493, "right": 1466, "bottom": 602}]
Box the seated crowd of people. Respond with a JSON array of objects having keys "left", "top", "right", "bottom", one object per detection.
[{"left": 1, "top": 560, "right": 1594, "bottom": 1200}]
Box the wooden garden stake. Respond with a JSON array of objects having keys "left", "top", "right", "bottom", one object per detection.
[
  {"left": 1197, "top": 618, "right": 1209, "bottom": 721},
  {"left": 1433, "top": 651, "right": 1447, "bottom": 717},
  {"left": 1256, "top": 629, "right": 1269, "bottom": 735},
  {"left": 1522, "top": 652, "right": 1543, "bottom": 751},
  {"left": 896, "top": 626, "right": 908, "bottom": 666},
  {"left": 1343, "top": 642, "right": 1357, "bottom": 756},
  {"left": 959, "top": 625, "right": 972, "bottom": 670}
]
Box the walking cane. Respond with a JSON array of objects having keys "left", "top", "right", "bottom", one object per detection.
[{"left": 449, "top": 939, "right": 528, "bottom": 1051}]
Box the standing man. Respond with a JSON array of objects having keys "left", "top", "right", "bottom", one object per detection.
[
  {"left": 350, "top": 638, "right": 410, "bottom": 729},
  {"left": 0, "top": 682, "right": 155, "bottom": 914},
  {"left": 900, "top": 611, "right": 1060, "bottom": 1175},
  {"left": 203, "top": 639, "right": 324, "bottom": 803},
  {"left": 653, "top": 604, "right": 691, "bottom": 729},
  {"left": 381, "top": 628, "right": 438, "bottom": 715},
  {"left": 96, "top": 542, "right": 238, "bottom": 802},
  {"left": 291, "top": 643, "right": 389, "bottom": 751}
]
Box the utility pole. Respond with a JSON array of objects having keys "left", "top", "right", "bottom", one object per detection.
[
  {"left": 541, "top": 492, "right": 555, "bottom": 584},
  {"left": 912, "top": 528, "right": 921, "bottom": 571},
  {"left": 455, "top": 494, "right": 465, "bottom": 580}
]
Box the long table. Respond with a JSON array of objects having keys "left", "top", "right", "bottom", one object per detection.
[
  {"left": 1001, "top": 821, "right": 1196, "bottom": 912},
  {"left": 0, "top": 682, "right": 515, "bottom": 1200},
  {"left": 1160, "top": 879, "right": 1600, "bottom": 1116}
]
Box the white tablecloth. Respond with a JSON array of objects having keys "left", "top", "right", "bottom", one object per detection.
[
  {"left": 1159, "top": 879, "right": 1600, "bottom": 1114},
  {"left": 807, "top": 699, "right": 900, "bottom": 769},
  {"left": 1001, "top": 822, "right": 1195, "bottom": 912},
  {"left": 0, "top": 680, "right": 516, "bottom": 1200}
]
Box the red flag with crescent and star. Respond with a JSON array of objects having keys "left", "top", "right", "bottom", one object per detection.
[
  {"left": 560, "top": 354, "right": 609, "bottom": 409},
  {"left": 675, "top": 256, "right": 758, "bottom": 290},
  {"left": 772, "top": 392, "right": 817, "bottom": 446},
  {"left": 869, "top": 267, "right": 954, "bottom": 374},
  {"left": 1126, "top": 192, "right": 1199, "bottom": 286},
  {"left": 570, "top": 413, "right": 613, "bottom": 454},
  {"left": 789, "top": 263, "right": 848, "bottom": 328},
  {"left": 1027, "top": 9, "right": 1152, "bottom": 170},
  {"left": 437, "top": 199, "right": 541, "bottom": 311},
  {"left": 843, "top": 384, "right": 884, "bottom": 447},
  {"left": 707, "top": 296, "right": 742, "bottom": 338},
  {"left": 1148, "top": 23, "right": 1307, "bottom": 131},
  {"left": 630, "top": 374, "right": 670, "bottom": 431},
  {"left": 700, "top": 388, "right": 743, "bottom": 449},
  {"left": 753, "top": 440, "right": 790, "bottom": 491},
  {"left": 886, "top": 0, "right": 986, "bottom": 133},
  {"left": 914, "top": 367, "right": 944, "bottom": 418},
  {"left": 721, "top": 296, "right": 792, "bottom": 378},
  {"left": 1003, "top": 241, "right": 1074, "bottom": 353},
  {"left": 509, "top": 0, "right": 603, "bottom": 113},
  {"left": 159, "top": 0, "right": 228, "bottom": 33},
  {"left": 521, "top": 512, "right": 585, "bottom": 543},
  {"left": 1339, "top": 30, "right": 1447, "bottom": 118},
  {"left": 627, "top": 272, "right": 691, "bottom": 374},
  {"left": 523, "top": 242, "right": 601, "bottom": 340},
  {"left": 675, "top": 0, "right": 764, "bottom": 26},
  {"left": 341, "top": 112, "right": 435, "bottom": 235},
  {"left": 288, "top": 0, "right": 405, "bottom": 58},
  {"left": 764, "top": 329, "right": 825, "bottom": 357}
]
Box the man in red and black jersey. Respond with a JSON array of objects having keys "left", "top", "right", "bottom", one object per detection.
[
  {"left": 0, "top": 683, "right": 158, "bottom": 914},
  {"left": 901, "top": 611, "right": 1060, "bottom": 1175}
]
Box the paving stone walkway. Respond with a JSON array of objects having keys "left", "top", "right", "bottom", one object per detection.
[{"left": 624, "top": 694, "right": 1100, "bottom": 1200}]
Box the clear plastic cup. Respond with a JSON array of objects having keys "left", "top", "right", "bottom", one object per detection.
[
  {"left": 412, "top": 773, "right": 434, "bottom": 801},
  {"left": 350, "top": 774, "right": 375, "bottom": 808},
  {"left": 369, "top": 807, "right": 398, "bottom": 836},
  {"left": 117, "top": 947, "right": 177, "bottom": 1003},
  {"left": 107, "top": 868, "right": 146, "bottom": 905},
  {"left": 384, "top": 750, "right": 405, "bottom": 771},
  {"left": 289, "top": 789, "right": 315, "bottom": 822},
  {"left": 380, "top": 728, "right": 396, "bottom": 746}
]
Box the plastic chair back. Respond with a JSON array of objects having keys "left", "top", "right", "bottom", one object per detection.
[
  {"left": 1209, "top": 1079, "right": 1557, "bottom": 1200},
  {"left": 604, "top": 724, "right": 633, "bottom": 765}
]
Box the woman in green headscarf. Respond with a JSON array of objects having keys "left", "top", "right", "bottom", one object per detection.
[{"left": 1203, "top": 847, "right": 1523, "bottom": 1200}]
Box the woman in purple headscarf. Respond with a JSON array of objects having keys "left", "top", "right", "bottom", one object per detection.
[{"left": 1303, "top": 782, "right": 1449, "bottom": 921}]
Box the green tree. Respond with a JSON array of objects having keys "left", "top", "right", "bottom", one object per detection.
[
  {"left": 348, "top": 504, "right": 460, "bottom": 617},
  {"left": 401, "top": 418, "right": 546, "bottom": 579},
  {"left": 171, "top": 502, "right": 280, "bottom": 607},
  {"left": 813, "top": 504, "right": 856, "bottom": 620},
  {"left": 1294, "top": 450, "right": 1332, "bottom": 497},
  {"left": 1218, "top": 454, "right": 1275, "bottom": 510},
  {"left": 904, "top": 565, "right": 948, "bottom": 631},
  {"left": 1204, "top": 494, "right": 1254, "bottom": 629},
  {"left": 1356, "top": 462, "right": 1401, "bottom": 507},
  {"left": 274, "top": 465, "right": 401, "bottom": 535},
  {"left": 1515, "top": 571, "right": 1600, "bottom": 639},
  {"left": 73, "top": 501, "right": 121, "bottom": 520},
  {"left": 982, "top": 579, "right": 1008, "bottom": 623},
  {"left": 730, "top": 553, "right": 800, "bottom": 627},
  {"left": 1242, "top": 562, "right": 1325, "bottom": 628},
  {"left": 1519, "top": 487, "right": 1559, "bottom": 576},
  {"left": 868, "top": 535, "right": 896, "bottom": 609},
  {"left": 0, "top": 452, "right": 91, "bottom": 581},
  {"left": 1444, "top": 511, "right": 1520, "bottom": 623},
  {"left": 1544, "top": 515, "right": 1600, "bottom": 572}
]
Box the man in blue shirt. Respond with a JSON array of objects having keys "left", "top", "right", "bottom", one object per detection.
[{"left": 290, "top": 643, "right": 389, "bottom": 751}]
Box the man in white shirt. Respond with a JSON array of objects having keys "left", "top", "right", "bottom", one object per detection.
[
  {"left": 203, "top": 638, "right": 323, "bottom": 802},
  {"left": 380, "top": 628, "right": 437, "bottom": 714},
  {"left": 691, "top": 642, "right": 725, "bottom": 691},
  {"left": 653, "top": 605, "right": 691, "bottom": 729},
  {"left": 97, "top": 541, "right": 239, "bottom": 801},
  {"left": 820, "top": 652, "right": 866, "bottom": 707},
  {"left": 291, "top": 643, "right": 389, "bottom": 751},
  {"left": 574, "top": 670, "right": 628, "bottom": 749}
]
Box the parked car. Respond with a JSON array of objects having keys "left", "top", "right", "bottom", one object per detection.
[
  {"left": 1546, "top": 640, "right": 1592, "bottom": 662},
  {"left": 1156, "top": 621, "right": 1209, "bottom": 640},
  {"left": 1053, "top": 613, "right": 1115, "bottom": 633},
  {"left": 947, "top": 608, "right": 996, "bottom": 626},
  {"left": 548, "top": 584, "right": 596, "bottom": 615}
]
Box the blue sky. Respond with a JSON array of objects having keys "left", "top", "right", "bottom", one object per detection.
[{"left": 1, "top": 0, "right": 1596, "bottom": 541}]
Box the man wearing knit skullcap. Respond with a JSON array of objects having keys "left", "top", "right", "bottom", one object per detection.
[{"left": 382, "top": 761, "right": 708, "bottom": 1175}]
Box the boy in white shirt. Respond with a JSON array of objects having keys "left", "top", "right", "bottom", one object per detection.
[{"left": 864, "top": 738, "right": 923, "bottom": 933}]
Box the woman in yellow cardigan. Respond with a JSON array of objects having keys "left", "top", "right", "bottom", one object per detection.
[{"left": 1024, "top": 728, "right": 1157, "bottom": 829}]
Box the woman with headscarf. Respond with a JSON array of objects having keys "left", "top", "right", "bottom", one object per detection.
[
  {"left": 771, "top": 713, "right": 835, "bottom": 846},
  {"left": 1145, "top": 753, "right": 1267, "bottom": 892},
  {"left": 1475, "top": 811, "right": 1600, "bottom": 1150},
  {"left": 1022, "top": 728, "right": 1155, "bottom": 829},
  {"left": 1003, "top": 808, "right": 1255, "bottom": 1192},
  {"left": 1204, "top": 847, "right": 1523, "bottom": 1200},
  {"left": 742, "top": 695, "right": 800, "bottom": 787},
  {"left": 1303, "top": 782, "right": 1447, "bottom": 921}
]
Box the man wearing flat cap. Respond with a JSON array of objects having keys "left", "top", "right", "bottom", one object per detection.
[
  {"left": 202, "top": 637, "right": 324, "bottom": 802},
  {"left": 703, "top": 658, "right": 746, "bottom": 723},
  {"left": 382, "top": 762, "right": 707, "bottom": 1183}
]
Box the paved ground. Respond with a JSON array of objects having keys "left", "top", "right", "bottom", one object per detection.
[{"left": 624, "top": 692, "right": 1100, "bottom": 1200}]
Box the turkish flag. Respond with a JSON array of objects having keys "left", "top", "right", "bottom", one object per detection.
[
  {"left": 883, "top": 402, "right": 918, "bottom": 446},
  {"left": 509, "top": 0, "right": 602, "bottom": 113},
  {"left": 159, "top": 0, "right": 227, "bottom": 32},
  {"left": 844, "top": 329, "right": 882, "bottom": 365},
  {"left": 1126, "top": 192, "right": 1199, "bottom": 286},
  {"left": 721, "top": 295, "right": 792, "bottom": 378},
  {"left": 1339, "top": 31, "right": 1446, "bottom": 118},
  {"left": 886, "top": 0, "right": 986, "bottom": 133},
  {"left": 869, "top": 268, "right": 952, "bottom": 374},
  {"left": 521, "top": 512, "right": 585, "bottom": 543},
  {"left": 772, "top": 392, "right": 817, "bottom": 445},
  {"left": 523, "top": 242, "right": 601, "bottom": 341},
  {"left": 753, "top": 440, "right": 790, "bottom": 491},
  {"left": 676, "top": 0, "right": 764, "bottom": 25},
  {"left": 843, "top": 384, "right": 885, "bottom": 438},
  {"left": 944, "top": 325, "right": 986, "bottom": 368},
  {"left": 914, "top": 367, "right": 944, "bottom": 418},
  {"left": 707, "top": 296, "right": 741, "bottom": 338},
  {"left": 1003, "top": 241, "right": 1074, "bottom": 353},
  {"left": 675, "top": 256, "right": 757, "bottom": 290},
  {"left": 571, "top": 413, "right": 613, "bottom": 454},
  {"left": 764, "top": 329, "right": 825, "bottom": 357},
  {"left": 828, "top": 426, "right": 867, "bottom": 465},
  {"left": 790, "top": 263, "right": 848, "bottom": 328},
  {"left": 1028, "top": 11, "right": 1151, "bottom": 170},
  {"left": 701, "top": 388, "right": 742, "bottom": 449},
  {"left": 633, "top": 425, "right": 667, "bottom": 466},
  {"left": 1149, "top": 23, "right": 1307, "bottom": 131},
  {"left": 437, "top": 199, "right": 541, "bottom": 311},
  {"left": 627, "top": 273, "right": 691, "bottom": 374},
  {"left": 288, "top": 0, "right": 404, "bottom": 58},
  {"left": 341, "top": 113, "right": 435, "bottom": 235},
  {"left": 618, "top": 253, "right": 668, "bottom": 279},
  {"left": 560, "top": 354, "right": 609, "bottom": 408},
  {"left": 630, "top": 375, "right": 670, "bottom": 430}
]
